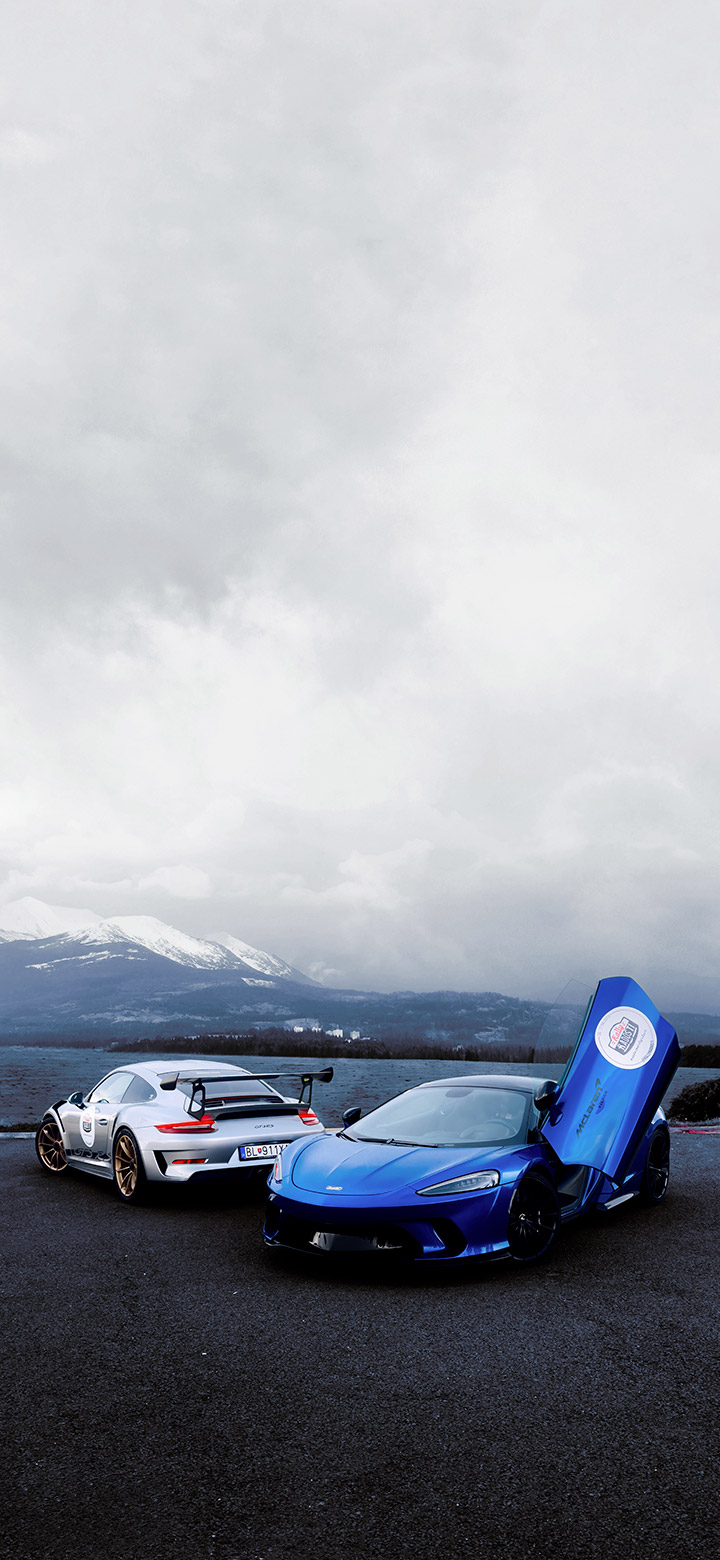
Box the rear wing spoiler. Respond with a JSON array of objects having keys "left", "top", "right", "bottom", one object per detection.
[{"left": 159, "top": 1066, "right": 334, "bottom": 1118}]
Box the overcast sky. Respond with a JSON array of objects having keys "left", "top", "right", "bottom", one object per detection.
[{"left": 1, "top": 0, "right": 719, "bottom": 1004}]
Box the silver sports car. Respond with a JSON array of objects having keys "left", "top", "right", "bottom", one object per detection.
[{"left": 35, "top": 1057, "right": 332, "bottom": 1203}]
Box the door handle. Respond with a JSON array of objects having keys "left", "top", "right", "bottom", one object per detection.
[{"left": 98, "top": 1118, "right": 108, "bottom": 1125}]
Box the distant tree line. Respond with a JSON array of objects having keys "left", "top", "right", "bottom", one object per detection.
[
  {"left": 676, "top": 1043, "right": 720, "bottom": 1066},
  {"left": 5, "top": 1025, "right": 720, "bottom": 1067},
  {"left": 112, "top": 1028, "right": 720, "bottom": 1067},
  {"left": 107, "top": 1028, "right": 720, "bottom": 1066},
  {"left": 112, "top": 1027, "right": 540, "bottom": 1061}
]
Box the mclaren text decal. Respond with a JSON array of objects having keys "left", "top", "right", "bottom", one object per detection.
[
  {"left": 595, "top": 1006, "right": 658, "bottom": 1070},
  {"left": 576, "top": 1077, "right": 605, "bottom": 1138}
]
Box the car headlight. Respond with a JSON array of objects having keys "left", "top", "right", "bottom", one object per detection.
[{"left": 416, "top": 1170, "right": 500, "bottom": 1197}]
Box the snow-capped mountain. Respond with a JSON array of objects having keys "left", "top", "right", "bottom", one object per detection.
[
  {"left": 74, "top": 916, "right": 237, "bottom": 970},
  {"left": 217, "top": 934, "right": 300, "bottom": 982},
  {"left": 0, "top": 897, "right": 316, "bottom": 984},
  {"left": 0, "top": 898, "right": 103, "bottom": 941}
]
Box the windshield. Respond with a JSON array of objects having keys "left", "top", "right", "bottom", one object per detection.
[{"left": 349, "top": 1084, "right": 531, "bottom": 1149}]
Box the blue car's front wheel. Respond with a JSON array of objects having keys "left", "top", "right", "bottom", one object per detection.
[{"left": 507, "top": 1174, "right": 560, "bottom": 1263}]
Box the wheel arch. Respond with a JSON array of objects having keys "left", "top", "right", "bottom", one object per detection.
[
  {"left": 640, "top": 1121, "right": 671, "bottom": 1205},
  {"left": 112, "top": 1119, "right": 144, "bottom": 1157},
  {"left": 625, "top": 1112, "right": 669, "bottom": 1179},
  {"left": 111, "top": 1122, "right": 149, "bottom": 1202},
  {"left": 43, "top": 1104, "right": 69, "bottom": 1141},
  {"left": 114, "top": 1114, "right": 166, "bottom": 1182},
  {"left": 36, "top": 1111, "right": 71, "bottom": 1175},
  {"left": 517, "top": 1162, "right": 557, "bottom": 1192}
]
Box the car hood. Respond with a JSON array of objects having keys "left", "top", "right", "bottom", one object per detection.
[{"left": 289, "top": 1133, "right": 504, "bottom": 1196}]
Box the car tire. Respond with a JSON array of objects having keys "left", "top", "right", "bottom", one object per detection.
[
  {"left": 640, "top": 1127, "right": 670, "bottom": 1205},
  {"left": 35, "top": 1116, "right": 69, "bottom": 1175},
  {"left": 112, "top": 1128, "right": 147, "bottom": 1204},
  {"left": 507, "top": 1173, "right": 560, "bottom": 1262}
]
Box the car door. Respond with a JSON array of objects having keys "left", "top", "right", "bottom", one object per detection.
[
  {"left": 540, "top": 976, "right": 680, "bottom": 1185},
  {"left": 80, "top": 1071, "right": 135, "bottom": 1160},
  {"left": 61, "top": 1094, "right": 87, "bottom": 1155}
]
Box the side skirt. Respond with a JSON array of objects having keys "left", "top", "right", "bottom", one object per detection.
[
  {"left": 66, "top": 1153, "right": 113, "bottom": 1179},
  {"left": 601, "top": 1190, "right": 638, "bottom": 1211}
]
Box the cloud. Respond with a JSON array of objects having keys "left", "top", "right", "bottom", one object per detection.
[
  {"left": 0, "top": 128, "right": 60, "bottom": 166},
  {"left": 0, "top": 2, "right": 719, "bottom": 1000},
  {"left": 138, "top": 865, "right": 212, "bottom": 900}
]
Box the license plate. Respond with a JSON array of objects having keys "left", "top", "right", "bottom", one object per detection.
[{"left": 239, "top": 1143, "right": 288, "bottom": 1160}]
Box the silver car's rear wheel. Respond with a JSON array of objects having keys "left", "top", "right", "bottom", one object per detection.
[
  {"left": 35, "top": 1117, "right": 68, "bottom": 1174},
  {"left": 112, "top": 1130, "right": 147, "bottom": 1203}
]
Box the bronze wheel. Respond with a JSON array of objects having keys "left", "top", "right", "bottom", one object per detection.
[
  {"left": 35, "top": 1117, "right": 68, "bottom": 1174},
  {"left": 112, "top": 1129, "right": 146, "bottom": 1203}
]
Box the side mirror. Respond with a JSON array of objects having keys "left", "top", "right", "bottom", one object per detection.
[
  {"left": 68, "top": 1091, "right": 85, "bottom": 1107},
  {"left": 534, "top": 1080, "right": 559, "bottom": 1113},
  {"left": 342, "top": 1106, "right": 362, "bottom": 1128}
]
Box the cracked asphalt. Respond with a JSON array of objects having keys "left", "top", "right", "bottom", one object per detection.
[{"left": 1, "top": 1133, "right": 718, "bottom": 1560}]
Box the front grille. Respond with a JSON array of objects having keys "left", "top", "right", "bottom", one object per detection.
[{"left": 271, "top": 1212, "right": 421, "bottom": 1258}]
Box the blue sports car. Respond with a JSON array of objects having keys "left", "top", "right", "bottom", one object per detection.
[{"left": 263, "top": 976, "right": 680, "bottom": 1263}]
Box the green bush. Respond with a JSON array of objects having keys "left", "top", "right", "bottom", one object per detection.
[{"left": 667, "top": 1077, "right": 720, "bottom": 1121}]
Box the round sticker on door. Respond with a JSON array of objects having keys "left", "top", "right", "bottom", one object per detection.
[
  {"left": 80, "top": 1110, "right": 95, "bottom": 1147},
  {"left": 595, "top": 1006, "right": 657, "bottom": 1070}
]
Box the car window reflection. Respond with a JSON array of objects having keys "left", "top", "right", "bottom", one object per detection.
[{"left": 351, "top": 1085, "right": 529, "bottom": 1148}]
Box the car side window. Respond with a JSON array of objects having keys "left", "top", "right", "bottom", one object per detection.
[
  {"left": 122, "top": 1075, "right": 157, "bottom": 1104},
  {"left": 87, "top": 1071, "right": 134, "bottom": 1104}
]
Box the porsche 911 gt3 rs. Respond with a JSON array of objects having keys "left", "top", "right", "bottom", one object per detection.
[
  {"left": 35, "top": 1058, "right": 332, "bottom": 1203},
  {"left": 263, "top": 976, "right": 679, "bottom": 1264}
]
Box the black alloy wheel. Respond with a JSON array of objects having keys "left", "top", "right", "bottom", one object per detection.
[
  {"left": 640, "top": 1128, "right": 670, "bottom": 1205},
  {"left": 35, "top": 1117, "right": 68, "bottom": 1175},
  {"left": 507, "top": 1173, "right": 560, "bottom": 1263},
  {"left": 112, "top": 1129, "right": 147, "bottom": 1204}
]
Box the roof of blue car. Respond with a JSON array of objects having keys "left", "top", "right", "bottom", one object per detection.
[{"left": 417, "top": 1073, "right": 548, "bottom": 1091}]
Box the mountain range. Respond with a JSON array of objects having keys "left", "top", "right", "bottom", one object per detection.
[
  {"left": 0, "top": 897, "right": 317, "bottom": 982},
  {"left": 2, "top": 897, "right": 719, "bottom": 1049},
  {"left": 0, "top": 897, "right": 322, "bottom": 1037},
  {"left": 0, "top": 897, "right": 555, "bottom": 1048}
]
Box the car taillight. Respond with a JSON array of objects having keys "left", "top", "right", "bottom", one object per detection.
[
  {"left": 156, "top": 1115, "right": 217, "bottom": 1133},
  {"left": 298, "top": 1107, "right": 319, "bottom": 1125},
  {"left": 172, "top": 1157, "right": 209, "bottom": 1164}
]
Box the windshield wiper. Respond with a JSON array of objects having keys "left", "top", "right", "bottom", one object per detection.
[{"left": 344, "top": 1134, "right": 423, "bottom": 1146}]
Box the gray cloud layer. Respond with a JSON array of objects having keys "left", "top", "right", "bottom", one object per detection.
[{"left": 1, "top": 1, "right": 719, "bottom": 1004}]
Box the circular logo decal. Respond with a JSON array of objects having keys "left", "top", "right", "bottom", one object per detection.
[
  {"left": 80, "top": 1110, "right": 95, "bottom": 1147},
  {"left": 595, "top": 1006, "right": 657, "bottom": 1070}
]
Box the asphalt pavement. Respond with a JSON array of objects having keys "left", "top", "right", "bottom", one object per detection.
[{"left": 1, "top": 1134, "right": 719, "bottom": 1560}]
